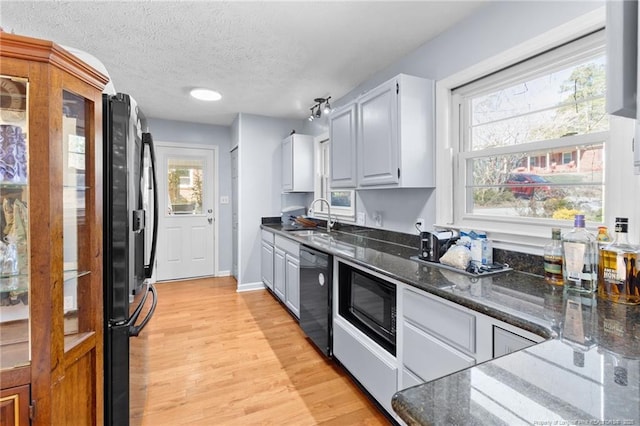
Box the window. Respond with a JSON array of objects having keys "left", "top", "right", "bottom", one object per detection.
[
  {"left": 167, "top": 157, "right": 203, "bottom": 214},
  {"left": 313, "top": 136, "right": 355, "bottom": 220},
  {"left": 454, "top": 31, "right": 607, "bottom": 225}
]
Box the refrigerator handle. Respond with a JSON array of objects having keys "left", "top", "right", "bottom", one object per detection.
[
  {"left": 129, "top": 284, "right": 158, "bottom": 337},
  {"left": 128, "top": 281, "right": 150, "bottom": 328},
  {"left": 143, "top": 132, "right": 159, "bottom": 279}
]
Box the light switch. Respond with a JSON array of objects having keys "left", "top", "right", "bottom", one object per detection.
[{"left": 220, "top": 196, "right": 230, "bottom": 204}]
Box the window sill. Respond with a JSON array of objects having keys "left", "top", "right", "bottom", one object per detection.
[{"left": 437, "top": 214, "right": 605, "bottom": 257}]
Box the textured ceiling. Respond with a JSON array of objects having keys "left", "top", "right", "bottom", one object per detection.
[{"left": 0, "top": 1, "right": 488, "bottom": 126}]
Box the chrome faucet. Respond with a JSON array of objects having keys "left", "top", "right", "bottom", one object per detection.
[{"left": 309, "top": 198, "right": 335, "bottom": 233}]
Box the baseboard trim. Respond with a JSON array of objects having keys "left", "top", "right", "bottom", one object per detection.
[
  {"left": 216, "top": 270, "right": 231, "bottom": 277},
  {"left": 236, "top": 281, "right": 266, "bottom": 292}
]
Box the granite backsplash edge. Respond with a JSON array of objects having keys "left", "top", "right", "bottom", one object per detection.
[{"left": 261, "top": 217, "right": 545, "bottom": 277}]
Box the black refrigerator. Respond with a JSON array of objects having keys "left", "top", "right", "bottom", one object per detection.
[{"left": 103, "top": 93, "right": 159, "bottom": 426}]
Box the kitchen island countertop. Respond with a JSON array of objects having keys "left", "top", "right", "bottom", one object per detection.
[{"left": 261, "top": 223, "right": 640, "bottom": 425}]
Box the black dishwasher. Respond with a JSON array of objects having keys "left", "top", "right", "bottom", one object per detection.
[{"left": 299, "top": 245, "right": 333, "bottom": 358}]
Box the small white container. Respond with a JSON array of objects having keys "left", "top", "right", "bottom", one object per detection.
[{"left": 470, "top": 235, "right": 493, "bottom": 265}]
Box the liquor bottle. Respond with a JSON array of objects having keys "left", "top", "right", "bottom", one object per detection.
[
  {"left": 543, "top": 228, "right": 563, "bottom": 286},
  {"left": 562, "top": 214, "right": 597, "bottom": 293},
  {"left": 598, "top": 217, "right": 640, "bottom": 305},
  {"left": 597, "top": 226, "right": 611, "bottom": 244}
]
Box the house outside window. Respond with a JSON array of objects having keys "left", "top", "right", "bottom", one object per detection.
[
  {"left": 561, "top": 151, "right": 574, "bottom": 165},
  {"left": 453, "top": 30, "right": 607, "bottom": 225}
]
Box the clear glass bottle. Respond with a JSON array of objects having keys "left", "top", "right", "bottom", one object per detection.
[
  {"left": 562, "top": 214, "right": 597, "bottom": 293},
  {"left": 598, "top": 217, "right": 640, "bottom": 304},
  {"left": 544, "top": 228, "right": 563, "bottom": 286}
]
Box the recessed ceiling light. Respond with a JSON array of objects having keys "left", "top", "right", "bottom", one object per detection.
[{"left": 190, "top": 88, "right": 222, "bottom": 101}]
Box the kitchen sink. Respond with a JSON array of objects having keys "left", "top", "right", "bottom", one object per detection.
[
  {"left": 287, "top": 229, "right": 356, "bottom": 256},
  {"left": 287, "top": 229, "right": 327, "bottom": 236}
]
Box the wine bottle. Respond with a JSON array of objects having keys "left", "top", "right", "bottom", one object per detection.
[
  {"left": 543, "top": 228, "right": 563, "bottom": 286},
  {"left": 562, "top": 215, "right": 597, "bottom": 293},
  {"left": 598, "top": 217, "right": 640, "bottom": 305}
]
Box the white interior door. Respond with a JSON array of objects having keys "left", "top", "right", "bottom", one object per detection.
[{"left": 156, "top": 145, "right": 215, "bottom": 281}]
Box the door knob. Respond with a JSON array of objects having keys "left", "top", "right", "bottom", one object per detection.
[{"left": 208, "top": 217, "right": 213, "bottom": 224}]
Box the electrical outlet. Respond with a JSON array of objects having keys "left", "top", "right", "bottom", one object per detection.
[
  {"left": 357, "top": 212, "right": 366, "bottom": 225},
  {"left": 415, "top": 217, "right": 425, "bottom": 233},
  {"left": 220, "top": 196, "right": 230, "bottom": 204}
]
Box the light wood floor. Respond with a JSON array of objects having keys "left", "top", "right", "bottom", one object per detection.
[{"left": 136, "top": 276, "right": 390, "bottom": 425}]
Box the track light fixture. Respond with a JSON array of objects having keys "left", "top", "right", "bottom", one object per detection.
[
  {"left": 307, "top": 96, "right": 332, "bottom": 122},
  {"left": 323, "top": 98, "right": 332, "bottom": 115}
]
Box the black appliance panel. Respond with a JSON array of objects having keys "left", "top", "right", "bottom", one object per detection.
[
  {"left": 338, "top": 263, "right": 396, "bottom": 355},
  {"left": 104, "top": 94, "right": 130, "bottom": 322},
  {"left": 299, "top": 246, "right": 333, "bottom": 357},
  {"left": 103, "top": 93, "right": 159, "bottom": 426}
]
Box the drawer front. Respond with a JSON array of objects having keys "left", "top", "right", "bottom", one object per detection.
[
  {"left": 274, "top": 235, "right": 299, "bottom": 256},
  {"left": 333, "top": 321, "right": 397, "bottom": 415},
  {"left": 261, "top": 229, "right": 275, "bottom": 244},
  {"left": 404, "top": 288, "right": 476, "bottom": 353},
  {"left": 403, "top": 322, "right": 475, "bottom": 384},
  {"left": 493, "top": 326, "right": 536, "bottom": 358}
]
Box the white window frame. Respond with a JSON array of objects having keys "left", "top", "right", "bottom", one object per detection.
[
  {"left": 435, "top": 8, "right": 640, "bottom": 255},
  {"left": 312, "top": 132, "right": 356, "bottom": 222}
]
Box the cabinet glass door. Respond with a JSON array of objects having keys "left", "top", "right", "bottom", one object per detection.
[
  {"left": 0, "top": 75, "right": 30, "bottom": 370},
  {"left": 62, "top": 90, "right": 90, "bottom": 338}
]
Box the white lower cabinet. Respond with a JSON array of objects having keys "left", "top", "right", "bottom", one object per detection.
[
  {"left": 261, "top": 241, "right": 274, "bottom": 290},
  {"left": 404, "top": 287, "right": 476, "bottom": 353},
  {"left": 261, "top": 230, "right": 275, "bottom": 290},
  {"left": 285, "top": 255, "right": 300, "bottom": 318},
  {"left": 403, "top": 321, "right": 475, "bottom": 384},
  {"left": 333, "top": 318, "right": 398, "bottom": 416},
  {"left": 401, "top": 287, "right": 477, "bottom": 386},
  {"left": 272, "top": 235, "right": 300, "bottom": 319},
  {"left": 273, "top": 247, "right": 286, "bottom": 301},
  {"left": 398, "top": 285, "right": 544, "bottom": 392}
]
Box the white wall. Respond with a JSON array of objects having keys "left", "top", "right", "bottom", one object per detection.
[
  {"left": 334, "top": 1, "right": 604, "bottom": 106},
  {"left": 147, "top": 118, "right": 233, "bottom": 274},
  {"left": 236, "top": 113, "right": 303, "bottom": 289},
  {"left": 299, "top": 0, "right": 605, "bottom": 236}
]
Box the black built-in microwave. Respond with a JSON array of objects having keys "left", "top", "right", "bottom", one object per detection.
[{"left": 338, "top": 262, "right": 396, "bottom": 355}]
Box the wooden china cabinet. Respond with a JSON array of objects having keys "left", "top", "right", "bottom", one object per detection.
[{"left": 0, "top": 32, "right": 107, "bottom": 425}]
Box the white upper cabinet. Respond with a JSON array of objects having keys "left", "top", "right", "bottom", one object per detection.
[
  {"left": 605, "top": 0, "right": 638, "bottom": 119},
  {"left": 282, "top": 133, "right": 314, "bottom": 192},
  {"left": 329, "top": 103, "right": 357, "bottom": 188},
  {"left": 357, "top": 74, "right": 435, "bottom": 188}
]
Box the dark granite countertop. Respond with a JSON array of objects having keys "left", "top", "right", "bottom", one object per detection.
[{"left": 261, "top": 223, "right": 640, "bottom": 425}]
